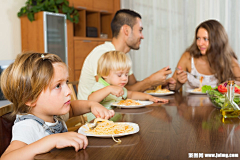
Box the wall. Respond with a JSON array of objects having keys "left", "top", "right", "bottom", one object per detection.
[{"left": 0, "top": 0, "right": 26, "bottom": 60}]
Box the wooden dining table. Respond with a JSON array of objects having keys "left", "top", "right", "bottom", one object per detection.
[{"left": 34, "top": 92, "right": 240, "bottom": 160}]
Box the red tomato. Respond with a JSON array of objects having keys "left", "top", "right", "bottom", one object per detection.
[
  {"left": 218, "top": 84, "right": 240, "bottom": 93},
  {"left": 235, "top": 87, "right": 240, "bottom": 93},
  {"left": 218, "top": 85, "right": 227, "bottom": 93}
]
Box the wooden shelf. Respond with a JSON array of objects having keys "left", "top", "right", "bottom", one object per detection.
[{"left": 74, "top": 9, "right": 112, "bottom": 39}]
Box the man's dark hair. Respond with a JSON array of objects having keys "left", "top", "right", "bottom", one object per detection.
[{"left": 111, "top": 9, "right": 142, "bottom": 38}]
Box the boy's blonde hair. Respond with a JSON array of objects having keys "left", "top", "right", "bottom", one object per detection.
[
  {"left": 97, "top": 51, "right": 132, "bottom": 77},
  {"left": 1, "top": 52, "right": 65, "bottom": 115}
]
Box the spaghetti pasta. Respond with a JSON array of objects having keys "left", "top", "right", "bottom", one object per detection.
[
  {"left": 116, "top": 99, "right": 141, "bottom": 106},
  {"left": 193, "top": 76, "right": 204, "bottom": 92},
  {"left": 193, "top": 88, "right": 202, "bottom": 92},
  {"left": 145, "top": 85, "right": 170, "bottom": 93},
  {"left": 85, "top": 118, "right": 134, "bottom": 135}
]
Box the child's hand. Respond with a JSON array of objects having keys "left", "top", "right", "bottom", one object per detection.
[
  {"left": 53, "top": 132, "right": 88, "bottom": 151},
  {"left": 90, "top": 101, "right": 115, "bottom": 119},
  {"left": 149, "top": 96, "right": 169, "bottom": 103},
  {"left": 109, "top": 86, "right": 124, "bottom": 97}
]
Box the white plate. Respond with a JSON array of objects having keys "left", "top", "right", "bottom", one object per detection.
[
  {"left": 186, "top": 89, "right": 207, "bottom": 94},
  {"left": 78, "top": 122, "right": 139, "bottom": 138},
  {"left": 111, "top": 100, "right": 153, "bottom": 108},
  {"left": 114, "top": 107, "right": 153, "bottom": 114},
  {"left": 144, "top": 91, "right": 175, "bottom": 96}
]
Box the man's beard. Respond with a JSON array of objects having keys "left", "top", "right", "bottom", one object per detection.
[{"left": 128, "top": 43, "right": 140, "bottom": 50}]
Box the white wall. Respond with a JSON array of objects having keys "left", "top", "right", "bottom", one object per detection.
[{"left": 0, "top": 0, "right": 26, "bottom": 60}]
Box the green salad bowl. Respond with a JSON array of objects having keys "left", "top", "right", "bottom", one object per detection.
[{"left": 207, "top": 90, "right": 240, "bottom": 109}]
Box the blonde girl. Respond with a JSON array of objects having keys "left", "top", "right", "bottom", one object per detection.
[{"left": 0, "top": 52, "right": 114, "bottom": 160}]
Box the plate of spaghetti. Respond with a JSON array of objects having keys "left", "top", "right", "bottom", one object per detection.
[
  {"left": 145, "top": 85, "right": 174, "bottom": 96},
  {"left": 186, "top": 89, "right": 206, "bottom": 94},
  {"left": 145, "top": 91, "right": 175, "bottom": 96},
  {"left": 78, "top": 119, "right": 139, "bottom": 138},
  {"left": 186, "top": 76, "right": 206, "bottom": 94},
  {"left": 111, "top": 99, "right": 153, "bottom": 108}
]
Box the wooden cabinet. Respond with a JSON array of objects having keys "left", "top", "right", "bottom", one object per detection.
[
  {"left": 74, "top": 39, "right": 99, "bottom": 70},
  {"left": 21, "top": 0, "right": 120, "bottom": 81},
  {"left": 69, "top": 0, "right": 114, "bottom": 12},
  {"left": 73, "top": 38, "right": 107, "bottom": 81},
  {"left": 21, "top": 12, "right": 75, "bottom": 80},
  {"left": 93, "top": 0, "right": 114, "bottom": 12},
  {"left": 21, "top": 12, "right": 45, "bottom": 53},
  {"left": 70, "top": 0, "right": 120, "bottom": 80},
  {"left": 68, "top": 0, "right": 93, "bottom": 9}
]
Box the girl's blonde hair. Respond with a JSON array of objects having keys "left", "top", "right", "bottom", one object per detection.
[
  {"left": 1, "top": 52, "right": 64, "bottom": 115},
  {"left": 97, "top": 51, "right": 132, "bottom": 77}
]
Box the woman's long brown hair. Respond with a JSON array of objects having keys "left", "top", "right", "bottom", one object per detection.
[{"left": 186, "top": 19, "right": 237, "bottom": 83}]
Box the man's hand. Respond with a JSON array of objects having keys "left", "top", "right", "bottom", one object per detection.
[
  {"left": 164, "top": 77, "right": 177, "bottom": 90},
  {"left": 148, "top": 66, "right": 172, "bottom": 87}
]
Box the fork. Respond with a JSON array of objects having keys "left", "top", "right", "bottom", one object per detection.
[
  {"left": 122, "top": 96, "right": 127, "bottom": 100},
  {"left": 175, "top": 67, "right": 198, "bottom": 79},
  {"left": 89, "top": 120, "right": 103, "bottom": 130}
]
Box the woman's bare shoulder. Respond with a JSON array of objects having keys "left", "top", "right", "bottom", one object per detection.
[
  {"left": 176, "top": 52, "right": 191, "bottom": 71},
  {"left": 180, "top": 52, "right": 191, "bottom": 62},
  {"left": 232, "top": 57, "right": 240, "bottom": 66}
]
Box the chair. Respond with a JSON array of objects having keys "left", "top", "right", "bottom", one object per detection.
[
  {"left": 67, "top": 81, "right": 79, "bottom": 99},
  {"left": 0, "top": 103, "right": 13, "bottom": 117},
  {"left": 66, "top": 82, "right": 86, "bottom": 132},
  {"left": 0, "top": 104, "right": 15, "bottom": 156}
]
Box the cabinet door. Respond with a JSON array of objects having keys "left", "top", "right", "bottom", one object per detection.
[
  {"left": 21, "top": 12, "right": 45, "bottom": 52},
  {"left": 74, "top": 70, "right": 81, "bottom": 81},
  {"left": 69, "top": 0, "right": 93, "bottom": 9},
  {"left": 93, "top": 0, "right": 113, "bottom": 12},
  {"left": 74, "top": 40, "right": 100, "bottom": 70}
]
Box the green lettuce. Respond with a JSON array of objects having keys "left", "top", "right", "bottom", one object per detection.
[{"left": 201, "top": 85, "right": 212, "bottom": 93}]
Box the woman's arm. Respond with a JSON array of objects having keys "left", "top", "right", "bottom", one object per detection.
[
  {"left": 231, "top": 58, "right": 240, "bottom": 81},
  {"left": 172, "top": 52, "right": 191, "bottom": 91}
]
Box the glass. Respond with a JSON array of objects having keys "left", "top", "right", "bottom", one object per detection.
[
  {"left": 227, "top": 80, "right": 235, "bottom": 102},
  {"left": 45, "top": 12, "right": 67, "bottom": 64},
  {"left": 221, "top": 80, "right": 240, "bottom": 118}
]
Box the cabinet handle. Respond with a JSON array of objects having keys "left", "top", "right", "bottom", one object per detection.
[
  {"left": 83, "top": 40, "right": 91, "bottom": 42},
  {"left": 100, "top": 10, "right": 108, "bottom": 13},
  {"left": 77, "top": 6, "right": 87, "bottom": 9}
]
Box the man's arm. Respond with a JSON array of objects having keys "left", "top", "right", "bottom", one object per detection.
[
  {"left": 95, "top": 75, "right": 99, "bottom": 82},
  {"left": 125, "top": 74, "right": 151, "bottom": 92},
  {"left": 125, "top": 66, "right": 172, "bottom": 92}
]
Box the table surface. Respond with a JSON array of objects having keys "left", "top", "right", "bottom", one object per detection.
[
  {"left": 0, "top": 100, "right": 11, "bottom": 108},
  {"left": 35, "top": 92, "right": 240, "bottom": 160}
]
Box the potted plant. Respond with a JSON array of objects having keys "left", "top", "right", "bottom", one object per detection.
[{"left": 17, "top": 0, "right": 79, "bottom": 23}]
